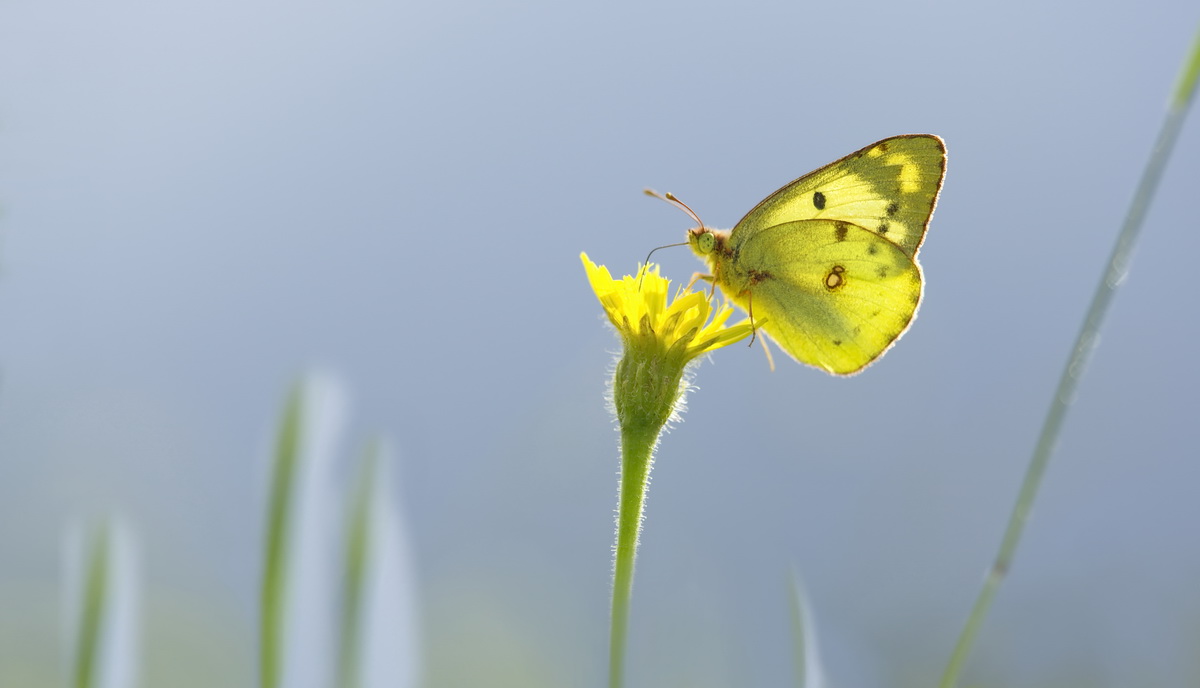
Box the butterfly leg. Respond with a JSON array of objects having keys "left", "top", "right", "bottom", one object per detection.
[
  {"left": 685, "top": 272, "right": 715, "bottom": 296},
  {"left": 742, "top": 289, "right": 777, "bottom": 371},
  {"left": 746, "top": 289, "right": 758, "bottom": 347},
  {"left": 759, "top": 334, "right": 776, "bottom": 372}
]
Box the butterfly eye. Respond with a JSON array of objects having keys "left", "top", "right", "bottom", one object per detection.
[{"left": 695, "top": 231, "right": 716, "bottom": 253}]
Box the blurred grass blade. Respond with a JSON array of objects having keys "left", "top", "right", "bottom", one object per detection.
[
  {"left": 1171, "top": 24, "right": 1200, "bottom": 109},
  {"left": 338, "top": 441, "right": 421, "bottom": 688},
  {"left": 337, "top": 444, "right": 376, "bottom": 688},
  {"left": 66, "top": 520, "right": 139, "bottom": 688},
  {"left": 261, "top": 383, "right": 303, "bottom": 688},
  {"left": 262, "top": 375, "right": 346, "bottom": 688},
  {"left": 787, "top": 571, "right": 825, "bottom": 688},
  {"left": 73, "top": 526, "right": 108, "bottom": 688},
  {"left": 939, "top": 23, "right": 1200, "bottom": 688}
]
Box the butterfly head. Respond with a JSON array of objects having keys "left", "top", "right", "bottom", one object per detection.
[
  {"left": 688, "top": 226, "right": 734, "bottom": 261},
  {"left": 688, "top": 227, "right": 717, "bottom": 255}
]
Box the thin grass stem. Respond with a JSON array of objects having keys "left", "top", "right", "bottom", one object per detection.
[{"left": 938, "top": 25, "right": 1200, "bottom": 688}]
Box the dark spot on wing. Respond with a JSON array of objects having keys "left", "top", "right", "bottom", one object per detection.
[
  {"left": 876, "top": 265, "right": 888, "bottom": 278},
  {"left": 748, "top": 268, "right": 773, "bottom": 285},
  {"left": 878, "top": 221, "right": 890, "bottom": 235},
  {"left": 832, "top": 339, "right": 842, "bottom": 346},
  {"left": 867, "top": 243, "right": 879, "bottom": 255},
  {"left": 824, "top": 265, "right": 846, "bottom": 290},
  {"left": 834, "top": 222, "right": 848, "bottom": 242},
  {"left": 886, "top": 201, "right": 900, "bottom": 217},
  {"left": 813, "top": 191, "right": 826, "bottom": 210}
]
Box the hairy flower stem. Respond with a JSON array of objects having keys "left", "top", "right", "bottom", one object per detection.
[{"left": 609, "top": 421, "right": 658, "bottom": 688}]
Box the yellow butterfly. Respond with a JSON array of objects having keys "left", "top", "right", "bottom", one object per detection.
[{"left": 676, "top": 134, "right": 946, "bottom": 375}]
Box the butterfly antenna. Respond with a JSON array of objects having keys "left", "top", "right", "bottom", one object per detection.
[
  {"left": 644, "top": 188, "right": 705, "bottom": 228},
  {"left": 642, "top": 242, "right": 689, "bottom": 269},
  {"left": 638, "top": 188, "right": 706, "bottom": 290},
  {"left": 637, "top": 241, "right": 688, "bottom": 290}
]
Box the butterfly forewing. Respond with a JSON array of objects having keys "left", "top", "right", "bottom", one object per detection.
[{"left": 732, "top": 134, "right": 946, "bottom": 258}]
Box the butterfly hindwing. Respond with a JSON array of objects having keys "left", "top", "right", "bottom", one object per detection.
[{"left": 720, "top": 219, "right": 922, "bottom": 374}]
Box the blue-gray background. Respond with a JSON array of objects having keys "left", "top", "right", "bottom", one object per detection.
[{"left": 3, "top": 2, "right": 1199, "bottom": 686}]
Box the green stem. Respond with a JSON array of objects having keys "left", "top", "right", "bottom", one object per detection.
[
  {"left": 938, "top": 25, "right": 1200, "bottom": 688},
  {"left": 609, "top": 423, "right": 658, "bottom": 688}
]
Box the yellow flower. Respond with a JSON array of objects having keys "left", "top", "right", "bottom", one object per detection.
[
  {"left": 581, "top": 252, "right": 752, "bottom": 363},
  {"left": 582, "top": 252, "right": 753, "bottom": 435}
]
